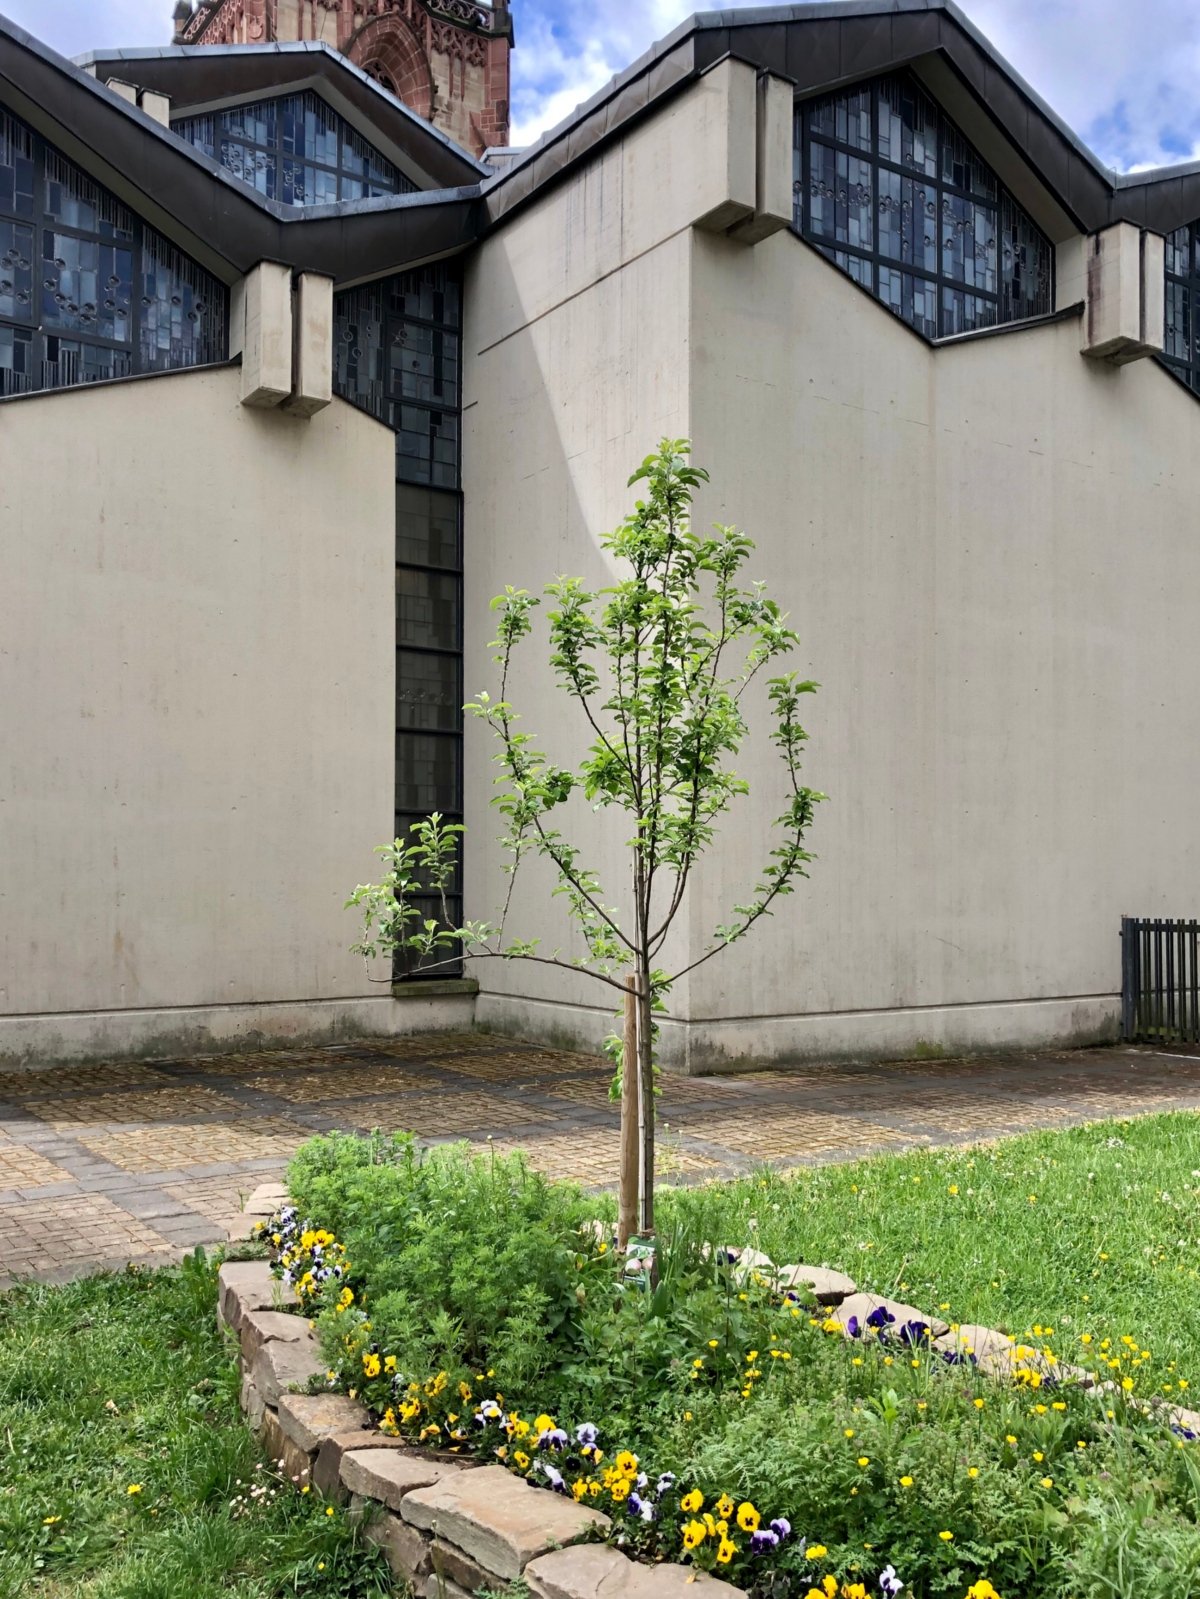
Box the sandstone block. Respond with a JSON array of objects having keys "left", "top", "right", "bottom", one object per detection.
[
  {"left": 832, "top": 1293, "right": 948, "bottom": 1342},
  {"left": 731, "top": 1247, "right": 777, "bottom": 1281},
  {"left": 240, "top": 1308, "right": 312, "bottom": 1363},
  {"left": 777, "top": 1264, "right": 856, "bottom": 1305},
  {"left": 357, "top": 1503, "right": 433, "bottom": 1580},
  {"left": 429, "top": 1537, "right": 497, "bottom": 1592},
  {"left": 259, "top": 1405, "right": 314, "bottom": 1485},
  {"left": 251, "top": 1330, "right": 325, "bottom": 1406},
  {"left": 312, "top": 1429, "right": 416, "bottom": 1502},
  {"left": 400, "top": 1464, "right": 609, "bottom": 1580},
  {"left": 277, "top": 1392, "right": 372, "bottom": 1454},
  {"left": 423, "top": 1577, "right": 473, "bottom": 1599},
  {"left": 218, "top": 1260, "right": 296, "bottom": 1334},
  {"left": 932, "top": 1324, "right": 1015, "bottom": 1365},
  {"left": 341, "top": 1448, "right": 464, "bottom": 1509},
  {"left": 240, "top": 1367, "right": 266, "bottom": 1430},
  {"left": 526, "top": 1543, "right": 746, "bottom": 1599}
]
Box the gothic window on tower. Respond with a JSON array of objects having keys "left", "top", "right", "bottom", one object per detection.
[
  {"left": 0, "top": 107, "right": 227, "bottom": 399},
  {"left": 793, "top": 71, "right": 1054, "bottom": 341},
  {"left": 333, "top": 264, "right": 465, "bottom": 979},
  {"left": 172, "top": 91, "right": 418, "bottom": 205}
]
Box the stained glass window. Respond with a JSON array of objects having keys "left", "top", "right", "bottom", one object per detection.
[
  {"left": 0, "top": 108, "right": 227, "bottom": 400},
  {"left": 794, "top": 71, "right": 1053, "bottom": 341},
  {"left": 1162, "top": 222, "right": 1200, "bottom": 394},
  {"left": 334, "top": 265, "right": 465, "bottom": 977},
  {"left": 173, "top": 91, "right": 417, "bottom": 207}
]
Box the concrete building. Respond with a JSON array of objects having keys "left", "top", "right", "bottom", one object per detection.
[{"left": 3, "top": 1, "right": 1200, "bottom": 1070}]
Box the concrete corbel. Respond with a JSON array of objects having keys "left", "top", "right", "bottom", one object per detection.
[
  {"left": 284, "top": 273, "right": 335, "bottom": 418},
  {"left": 692, "top": 58, "right": 758, "bottom": 234},
  {"left": 1081, "top": 223, "right": 1165, "bottom": 365},
  {"left": 728, "top": 71, "right": 795, "bottom": 245},
  {"left": 237, "top": 262, "right": 295, "bottom": 409}
]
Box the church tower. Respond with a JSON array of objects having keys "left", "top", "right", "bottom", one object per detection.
[{"left": 172, "top": 1, "right": 513, "bottom": 157}]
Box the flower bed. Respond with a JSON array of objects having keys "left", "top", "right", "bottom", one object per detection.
[{"left": 235, "top": 1128, "right": 1200, "bottom": 1599}]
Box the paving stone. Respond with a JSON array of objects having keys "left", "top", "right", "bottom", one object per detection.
[
  {"left": 355, "top": 1502, "right": 433, "bottom": 1581},
  {"left": 526, "top": 1543, "right": 745, "bottom": 1599},
  {"left": 244, "top": 1182, "right": 289, "bottom": 1216},
  {"left": 277, "top": 1392, "right": 373, "bottom": 1454},
  {"left": 259, "top": 1405, "right": 314, "bottom": 1486},
  {"left": 400, "top": 1464, "right": 609, "bottom": 1581},
  {"left": 251, "top": 1330, "right": 326, "bottom": 1406},
  {"left": 225, "top": 1213, "right": 261, "bottom": 1241},
  {"left": 218, "top": 1259, "right": 296, "bottom": 1334},
  {"left": 831, "top": 1293, "right": 949, "bottom": 1342},
  {"left": 777, "top": 1264, "right": 857, "bottom": 1305},
  {"left": 341, "top": 1448, "right": 465, "bottom": 1509},
  {"left": 239, "top": 1308, "right": 312, "bottom": 1362}
]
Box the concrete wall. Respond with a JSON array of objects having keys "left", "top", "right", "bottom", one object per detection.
[
  {"left": 463, "top": 68, "right": 1200, "bottom": 1070},
  {"left": 677, "top": 228, "right": 1200, "bottom": 1066},
  {"left": 0, "top": 365, "right": 467, "bottom": 1064},
  {"left": 462, "top": 68, "right": 746, "bottom": 1050}
]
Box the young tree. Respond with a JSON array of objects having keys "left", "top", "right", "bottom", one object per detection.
[{"left": 348, "top": 439, "right": 822, "bottom": 1244}]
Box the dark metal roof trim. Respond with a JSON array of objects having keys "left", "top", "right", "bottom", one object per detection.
[
  {"left": 0, "top": 15, "right": 484, "bottom": 281},
  {"left": 75, "top": 39, "right": 486, "bottom": 185}
]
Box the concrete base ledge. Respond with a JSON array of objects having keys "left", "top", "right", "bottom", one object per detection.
[
  {"left": 474, "top": 991, "right": 1121, "bottom": 1073},
  {"left": 0, "top": 992, "right": 478, "bottom": 1068}
]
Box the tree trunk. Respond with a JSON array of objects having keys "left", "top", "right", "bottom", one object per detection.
[
  {"left": 617, "top": 972, "right": 638, "bottom": 1249},
  {"left": 636, "top": 965, "right": 655, "bottom": 1236}
]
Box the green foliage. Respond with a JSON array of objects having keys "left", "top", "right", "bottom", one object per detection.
[
  {"left": 0, "top": 1251, "right": 392, "bottom": 1599},
  {"left": 279, "top": 1117, "right": 1200, "bottom": 1599}
]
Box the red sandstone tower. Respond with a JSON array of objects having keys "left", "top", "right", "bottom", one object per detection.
[{"left": 172, "top": 0, "right": 513, "bottom": 157}]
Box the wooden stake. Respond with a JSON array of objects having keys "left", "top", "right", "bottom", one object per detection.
[{"left": 618, "top": 972, "right": 639, "bottom": 1249}]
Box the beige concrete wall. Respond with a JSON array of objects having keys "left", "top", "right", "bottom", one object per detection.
[
  {"left": 464, "top": 122, "right": 703, "bottom": 1049},
  {"left": 681, "top": 228, "right": 1200, "bottom": 1066},
  {"left": 464, "top": 68, "right": 1200, "bottom": 1070},
  {"left": 0, "top": 365, "right": 462, "bottom": 1063}
]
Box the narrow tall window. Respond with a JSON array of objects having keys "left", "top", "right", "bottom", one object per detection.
[
  {"left": 0, "top": 108, "right": 226, "bottom": 399},
  {"left": 1163, "top": 224, "right": 1200, "bottom": 393},
  {"left": 173, "top": 92, "right": 417, "bottom": 206},
  {"left": 334, "top": 265, "right": 464, "bottom": 977},
  {"left": 794, "top": 72, "right": 1053, "bottom": 340}
]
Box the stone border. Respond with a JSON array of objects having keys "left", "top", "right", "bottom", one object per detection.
[{"left": 222, "top": 1197, "right": 745, "bottom": 1598}]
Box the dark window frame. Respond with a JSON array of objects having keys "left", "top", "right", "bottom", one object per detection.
[
  {"left": 793, "top": 71, "right": 1054, "bottom": 342},
  {"left": 0, "top": 107, "right": 227, "bottom": 399},
  {"left": 172, "top": 90, "right": 417, "bottom": 207},
  {"left": 334, "top": 264, "right": 465, "bottom": 979},
  {"left": 1162, "top": 222, "right": 1200, "bottom": 395}
]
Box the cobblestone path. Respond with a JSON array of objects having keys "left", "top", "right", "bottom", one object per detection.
[{"left": 2, "top": 1033, "right": 1198, "bottom": 1286}]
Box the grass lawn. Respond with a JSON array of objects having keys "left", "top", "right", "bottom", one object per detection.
[
  {"left": 664, "top": 1109, "right": 1200, "bottom": 1383},
  {"left": 0, "top": 1251, "right": 393, "bottom": 1599}
]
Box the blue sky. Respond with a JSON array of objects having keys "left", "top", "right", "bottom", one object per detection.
[{"left": 6, "top": 0, "right": 1200, "bottom": 171}]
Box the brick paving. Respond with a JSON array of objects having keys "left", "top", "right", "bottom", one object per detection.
[{"left": 2, "top": 1032, "right": 1199, "bottom": 1288}]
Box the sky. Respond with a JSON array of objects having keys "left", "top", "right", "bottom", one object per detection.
[{"left": 6, "top": 0, "right": 1200, "bottom": 173}]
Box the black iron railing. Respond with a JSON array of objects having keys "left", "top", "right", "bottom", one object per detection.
[{"left": 1121, "top": 916, "right": 1200, "bottom": 1044}]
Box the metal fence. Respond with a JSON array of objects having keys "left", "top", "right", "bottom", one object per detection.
[{"left": 1121, "top": 916, "right": 1200, "bottom": 1044}]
